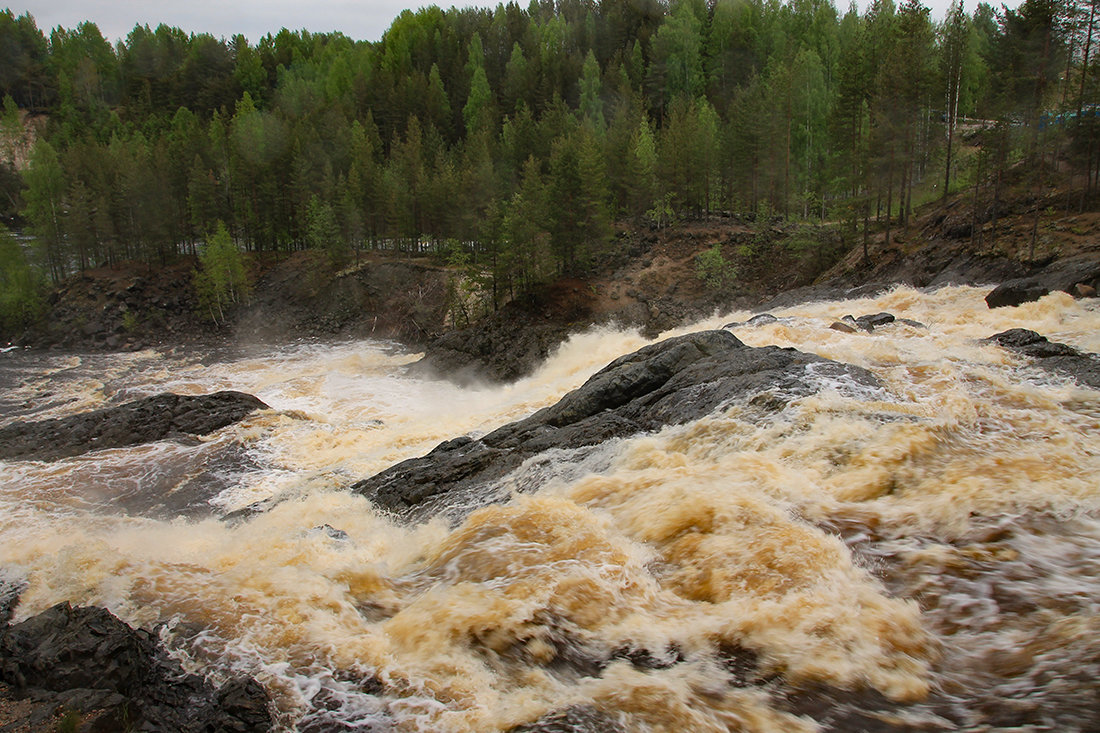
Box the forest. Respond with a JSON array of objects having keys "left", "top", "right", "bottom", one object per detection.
[{"left": 0, "top": 0, "right": 1097, "bottom": 330}]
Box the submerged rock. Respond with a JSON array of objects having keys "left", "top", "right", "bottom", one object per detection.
[
  {"left": 0, "top": 391, "right": 268, "bottom": 461},
  {"left": 747, "top": 313, "right": 779, "bottom": 326},
  {"left": 722, "top": 312, "right": 780, "bottom": 329},
  {"left": 353, "top": 330, "right": 878, "bottom": 519},
  {"left": 830, "top": 321, "right": 859, "bottom": 334},
  {"left": 508, "top": 705, "right": 628, "bottom": 733},
  {"left": 856, "top": 312, "right": 896, "bottom": 329},
  {"left": 985, "top": 329, "right": 1100, "bottom": 389},
  {"left": 0, "top": 601, "right": 271, "bottom": 732}
]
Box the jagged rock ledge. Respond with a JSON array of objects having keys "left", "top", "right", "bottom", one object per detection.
[
  {"left": 353, "top": 330, "right": 879, "bottom": 521},
  {"left": 0, "top": 593, "right": 271, "bottom": 732},
  {"left": 0, "top": 391, "right": 268, "bottom": 462},
  {"left": 985, "top": 329, "right": 1100, "bottom": 389}
]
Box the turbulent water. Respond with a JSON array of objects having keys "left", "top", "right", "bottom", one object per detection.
[{"left": 1, "top": 285, "right": 1099, "bottom": 732}]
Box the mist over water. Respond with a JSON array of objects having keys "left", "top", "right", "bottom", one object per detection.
[{"left": 1, "top": 285, "right": 1098, "bottom": 731}]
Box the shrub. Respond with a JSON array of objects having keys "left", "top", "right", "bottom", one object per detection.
[{"left": 695, "top": 244, "right": 736, "bottom": 290}]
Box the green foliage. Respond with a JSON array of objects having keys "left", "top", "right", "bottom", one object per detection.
[
  {"left": 192, "top": 221, "right": 250, "bottom": 324},
  {"left": 695, "top": 243, "right": 736, "bottom": 290},
  {"left": 55, "top": 709, "right": 82, "bottom": 733},
  {"left": 645, "top": 193, "right": 677, "bottom": 229},
  {"left": 306, "top": 194, "right": 348, "bottom": 266},
  {"left": 0, "top": 225, "right": 44, "bottom": 336},
  {"left": 443, "top": 239, "right": 491, "bottom": 328},
  {"left": 123, "top": 308, "right": 145, "bottom": 333},
  {"left": 0, "top": 0, "right": 1091, "bottom": 307},
  {"left": 579, "top": 50, "right": 605, "bottom": 128}
]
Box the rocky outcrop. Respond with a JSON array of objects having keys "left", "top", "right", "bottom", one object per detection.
[
  {"left": 0, "top": 601, "right": 271, "bottom": 732},
  {"left": 354, "top": 330, "right": 878, "bottom": 519},
  {"left": 412, "top": 278, "right": 609, "bottom": 384},
  {"left": 0, "top": 391, "right": 268, "bottom": 461},
  {"left": 985, "top": 255, "right": 1100, "bottom": 308},
  {"left": 985, "top": 329, "right": 1100, "bottom": 389}
]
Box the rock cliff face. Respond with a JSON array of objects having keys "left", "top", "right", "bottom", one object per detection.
[
  {"left": 354, "top": 330, "right": 879, "bottom": 520},
  {"left": 0, "top": 391, "right": 268, "bottom": 461}
]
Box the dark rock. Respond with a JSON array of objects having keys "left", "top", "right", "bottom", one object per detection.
[
  {"left": 895, "top": 318, "right": 927, "bottom": 329},
  {"left": 353, "top": 330, "right": 878, "bottom": 520},
  {"left": 1075, "top": 283, "right": 1097, "bottom": 298},
  {"left": 856, "top": 312, "right": 896, "bottom": 329},
  {"left": 0, "top": 391, "right": 268, "bottom": 461},
  {"left": 214, "top": 677, "right": 275, "bottom": 732},
  {"left": 0, "top": 579, "right": 23, "bottom": 628},
  {"left": 830, "top": 321, "right": 858, "bottom": 334},
  {"left": 986, "top": 329, "right": 1100, "bottom": 389},
  {"left": 0, "top": 602, "right": 272, "bottom": 732},
  {"left": 314, "top": 524, "right": 350, "bottom": 541},
  {"left": 1030, "top": 254, "right": 1100, "bottom": 293},
  {"left": 986, "top": 255, "right": 1100, "bottom": 308},
  {"left": 985, "top": 278, "right": 1050, "bottom": 308},
  {"left": 781, "top": 683, "right": 957, "bottom": 732},
  {"left": 842, "top": 315, "right": 873, "bottom": 332},
  {"left": 610, "top": 644, "right": 684, "bottom": 671},
  {"left": 508, "top": 705, "right": 627, "bottom": 733},
  {"left": 746, "top": 313, "right": 779, "bottom": 326},
  {"left": 717, "top": 642, "right": 769, "bottom": 687},
  {"left": 1, "top": 603, "right": 153, "bottom": 694}
]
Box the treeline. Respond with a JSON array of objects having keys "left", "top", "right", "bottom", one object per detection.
[{"left": 0, "top": 0, "right": 1097, "bottom": 310}]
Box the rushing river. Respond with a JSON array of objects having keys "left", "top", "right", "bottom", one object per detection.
[{"left": 1, "top": 284, "right": 1099, "bottom": 732}]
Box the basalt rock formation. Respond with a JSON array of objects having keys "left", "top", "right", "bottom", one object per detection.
[
  {"left": 0, "top": 391, "right": 268, "bottom": 461},
  {"left": 354, "top": 330, "right": 879, "bottom": 520},
  {"left": 0, "top": 599, "right": 271, "bottom": 732}
]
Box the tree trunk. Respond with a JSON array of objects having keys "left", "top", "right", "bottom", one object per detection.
[
  {"left": 944, "top": 66, "right": 961, "bottom": 199},
  {"left": 885, "top": 144, "right": 894, "bottom": 247},
  {"left": 1079, "top": 0, "right": 1096, "bottom": 118}
]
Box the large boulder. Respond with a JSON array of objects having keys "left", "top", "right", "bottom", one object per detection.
[
  {"left": 0, "top": 391, "right": 268, "bottom": 461},
  {"left": 985, "top": 329, "right": 1100, "bottom": 389},
  {"left": 984, "top": 278, "right": 1053, "bottom": 308},
  {"left": 0, "top": 601, "right": 271, "bottom": 732},
  {"left": 354, "top": 330, "right": 878, "bottom": 519}
]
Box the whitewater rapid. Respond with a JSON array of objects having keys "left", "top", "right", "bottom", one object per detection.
[{"left": 1, "top": 284, "right": 1098, "bottom": 731}]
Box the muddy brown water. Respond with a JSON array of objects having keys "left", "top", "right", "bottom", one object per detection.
[{"left": 1, "top": 285, "right": 1098, "bottom": 731}]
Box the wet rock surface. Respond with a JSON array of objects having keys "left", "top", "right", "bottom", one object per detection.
[
  {"left": 354, "top": 330, "right": 879, "bottom": 519},
  {"left": 986, "top": 329, "right": 1100, "bottom": 389},
  {"left": 0, "top": 600, "right": 271, "bottom": 732},
  {"left": 508, "top": 705, "right": 628, "bottom": 733},
  {"left": 0, "top": 391, "right": 268, "bottom": 461},
  {"left": 984, "top": 255, "right": 1100, "bottom": 308}
]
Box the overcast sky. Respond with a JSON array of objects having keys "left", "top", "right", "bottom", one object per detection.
[
  {"left": 13, "top": 0, "right": 1005, "bottom": 46},
  {"left": 11, "top": 0, "right": 419, "bottom": 44}
]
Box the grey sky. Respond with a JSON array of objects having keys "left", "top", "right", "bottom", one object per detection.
[
  {"left": 11, "top": 0, "right": 423, "bottom": 43},
  {"left": 12, "top": 0, "right": 1005, "bottom": 46}
]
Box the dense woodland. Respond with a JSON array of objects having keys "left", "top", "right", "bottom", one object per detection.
[{"left": 0, "top": 0, "right": 1098, "bottom": 330}]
